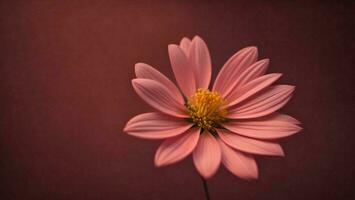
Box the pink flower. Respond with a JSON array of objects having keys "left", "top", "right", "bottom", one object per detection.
[{"left": 124, "top": 36, "right": 302, "bottom": 180}]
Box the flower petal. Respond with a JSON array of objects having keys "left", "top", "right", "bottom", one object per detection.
[
  {"left": 189, "top": 36, "right": 212, "bottom": 89},
  {"left": 132, "top": 79, "right": 188, "bottom": 118},
  {"left": 234, "top": 59, "right": 270, "bottom": 87},
  {"left": 227, "top": 85, "right": 295, "bottom": 119},
  {"left": 223, "top": 113, "right": 302, "bottom": 139},
  {"left": 217, "top": 129, "right": 284, "bottom": 156},
  {"left": 179, "top": 37, "right": 192, "bottom": 56},
  {"left": 225, "top": 73, "right": 282, "bottom": 108},
  {"left": 124, "top": 112, "right": 192, "bottom": 139},
  {"left": 135, "top": 63, "right": 183, "bottom": 101},
  {"left": 213, "top": 46, "right": 258, "bottom": 98},
  {"left": 218, "top": 139, "right": 258, "bottom": 180},
  {"left": 155, "top": 128, "right": 200, "bottom": 167},
  {"left": 193, "top": 132, "right": 221, "bottom": 179},
  {"left": 168, "top": 44, "right": 196, "bottom": 97}
]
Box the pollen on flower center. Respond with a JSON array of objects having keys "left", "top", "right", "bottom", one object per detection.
[{"left": 186, "top": 89, "right": 227, "bottom": 131}]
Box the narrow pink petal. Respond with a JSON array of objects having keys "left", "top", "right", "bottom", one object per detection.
[
  {"left": 223, "top": 113, "right": 302, "bottom": 139},
  {"left": 221, "top": 59, "right": 270, "bottom": 97},
  {"left": 213, "top": 46, "right": 258, "bottom": 98},
  {"left": 225, "top": 73, "right": 282, "bottom": 108},
  {"left": 218, "top": 139, "right": 258, "bottom": 180},
  {"left": 227, "top": 85, "right": 295, "bottom": 119},
  {"left": 132, "top": 79, "right": 188, "bottom": 118},
  {"left": 124, "top": 112, "right": 192, "bottom": 139},
  {"left": 235, "top": 59, "right": 270, "bottom": 87},
  {"left": 135, "top": 63, "right": 183, "bottom": 101},
  {"left": 179, "top": 37, "right": 192, "bottom": 56},
  {"left": 155, "top": 128, "right": 200, "bottom": 167},
  {"left": 168, "top": 44, "right": 196, "bottom": 97},
  {"left": 217, "top": 129, "right": 284, "bottom": 156},
  {"left": 189, "top": 36, "right": 212, "bottom": 89},
  {"left": 193, "top": 132, "right": 221, "bottom": 179}
]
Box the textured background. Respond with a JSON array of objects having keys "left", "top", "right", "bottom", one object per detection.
[{"left": 1, "top": 1, "right": 354, "bottom": 199}]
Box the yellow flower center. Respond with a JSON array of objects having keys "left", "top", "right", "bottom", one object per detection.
[{"left": 186, "top": 89, "right": 227, "bottom": 131}]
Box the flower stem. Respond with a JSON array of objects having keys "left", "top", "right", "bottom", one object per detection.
[{"left": 200, "top": 175, "right": 210, "bottom": 200}]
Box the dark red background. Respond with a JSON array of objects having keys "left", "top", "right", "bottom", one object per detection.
[{"left": 1, "top": 1, "right": 354, "bottom": 199}]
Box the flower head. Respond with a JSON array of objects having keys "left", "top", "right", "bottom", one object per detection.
[{"left": 124, "top": 36, "right": 302, "bottom": 179}]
